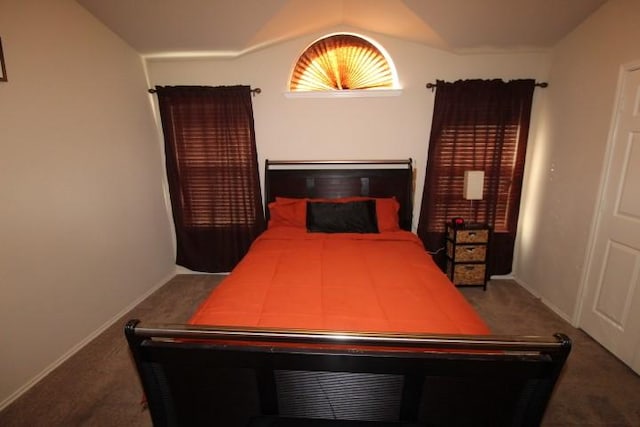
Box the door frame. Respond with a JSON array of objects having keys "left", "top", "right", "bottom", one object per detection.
[{"left": 574, "top": 59, "right": 640, "bottom": 326}]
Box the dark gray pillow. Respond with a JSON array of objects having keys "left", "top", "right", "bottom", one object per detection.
[{"left": 306, "top": 200, "right": 379, "bottom": 233}]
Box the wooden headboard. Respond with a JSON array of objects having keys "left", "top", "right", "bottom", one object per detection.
[{"left": 265, "top": 159, "right": 414, "bottom": 231}]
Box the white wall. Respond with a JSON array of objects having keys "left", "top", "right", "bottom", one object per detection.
[
  {"left": 513, "top": 0, "right": 640, "bottom": 321},
  {"left": 146, "top": 26, "right": 552, "bottom": 226},
  {"left": 0, "top": 0, "right": 175, "bottom": 407}
]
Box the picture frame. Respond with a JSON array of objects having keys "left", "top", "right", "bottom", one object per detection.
[{"left": 0, "top": 37, "right": 7, "bottom": 82}]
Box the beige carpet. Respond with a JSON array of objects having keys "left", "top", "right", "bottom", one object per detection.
[{"left": 1, "top": 275, "right": 639, "bottom": 426}]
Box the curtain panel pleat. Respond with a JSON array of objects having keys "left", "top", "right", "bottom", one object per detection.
[
  {"left": 156, "top": 85, "right": 265, "bottom": 272},
  {"left": 417, "top": 79, "right": 535, "bottom": 275}
]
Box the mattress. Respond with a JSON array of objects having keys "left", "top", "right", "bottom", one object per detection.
[{"left": 189, "top": 226, "right": 489, "bottom": 336}]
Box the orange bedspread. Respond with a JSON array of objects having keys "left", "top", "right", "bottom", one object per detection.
[{"left": 189, "top": 227, "right": 490, "bottom": 335}]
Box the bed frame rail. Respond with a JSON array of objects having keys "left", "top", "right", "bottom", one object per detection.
[{"left": 125, "top": 320, "right": 570, "bottom": 427}]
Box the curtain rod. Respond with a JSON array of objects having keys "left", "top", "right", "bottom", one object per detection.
[
  {"left": 148, "top": 87, "right": 262, "bottom": 96},
  {"left": 425, "top": 81, "right": 548, "bottom": 91}
]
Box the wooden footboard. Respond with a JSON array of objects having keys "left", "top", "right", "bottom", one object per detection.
[{"left": 125, "top": 320, "right": 570, "bottom": 427}]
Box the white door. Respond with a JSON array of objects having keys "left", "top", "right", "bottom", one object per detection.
[{"left": 579, "top": 64, "right": 640, "bottom": 374}]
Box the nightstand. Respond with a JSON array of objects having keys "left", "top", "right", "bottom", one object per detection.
[{"left": 445, "top": 223, "right": 490, "bottom": 290}]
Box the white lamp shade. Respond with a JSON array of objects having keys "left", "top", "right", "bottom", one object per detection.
[{"left": 464, "top": 171, "right": 484, "bottom": 200}]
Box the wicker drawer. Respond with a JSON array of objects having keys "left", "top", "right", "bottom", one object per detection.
[
  {"left": 446, "top": 241, "right": 486, "bottom": 262},
  {"left": 447, "top": 262, "right": 486, "bottom": 285},
  {"left": 445, "top": 223, "right": 490, "bottom": 289},
  {"left": 448, "top": 229, "right": 489, "bottom": 244}
]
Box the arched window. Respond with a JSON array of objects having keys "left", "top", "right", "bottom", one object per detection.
[{"left": 290, "top": 33, "right": 398, "bottom": 92}]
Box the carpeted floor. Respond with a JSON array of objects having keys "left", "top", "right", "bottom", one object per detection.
[{"left": 1, "top": 275, "right": 639, "bottom": 426}]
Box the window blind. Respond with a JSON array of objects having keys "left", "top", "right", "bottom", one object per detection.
[
  {"left": 417, "top": 79, "right": 535, "bottom": 275},
  {"left": 290, "top": 34, "right": 394, "bottom": 91},
  {"left": 156, "top": 85, "right": 265, "bottom": 272}
]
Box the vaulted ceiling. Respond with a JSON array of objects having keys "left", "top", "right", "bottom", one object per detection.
[{"left": 76, "top": 0, "right": 607, "bottom": 56}]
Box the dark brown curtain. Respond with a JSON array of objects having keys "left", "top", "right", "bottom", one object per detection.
[
  {"left": 156, "top": 85, "right": 265, "bottom": 273},
  {"left": 417, "top": 79, "right": 535, "bottom": 275}
]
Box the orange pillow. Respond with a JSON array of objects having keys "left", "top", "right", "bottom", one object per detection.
[
  {"left": 270, "top": 196, "right": 400, "bottom": 232},
  {"left": 375, "top": 198, "right": 401, "bottom": 232},
  {"left": 267, "top": 198, "right": 306, "bottom": 228}
]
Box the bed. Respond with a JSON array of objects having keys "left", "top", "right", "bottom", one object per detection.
[{"left": 125, "top": 159, "right": 571, "bottom": 427}]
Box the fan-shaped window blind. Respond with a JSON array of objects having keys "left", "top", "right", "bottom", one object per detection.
[{"left": 290, "top": 34, "right": 395, "bottom": 91}]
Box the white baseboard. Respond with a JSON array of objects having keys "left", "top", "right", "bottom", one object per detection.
[
  {"left": 174, "top": 264, "right": 230, "bottom": 275},
  {"left": 0, "top": 270, "right": 176, "bottom": 412},
  {"left": 511, "top": 276, "right": 576, "bottom": 326},
  {"left": 489, "top": 274, "right": 515, "bottom": 280}
]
